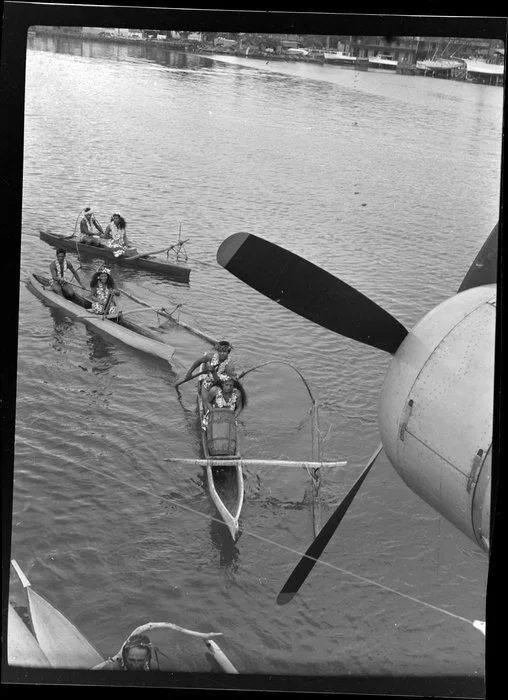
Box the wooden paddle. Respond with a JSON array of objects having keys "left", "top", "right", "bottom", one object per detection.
[
  {"left": 128, "top": 239, "right": 190, "bottom": 261},
  {"left": 175, "top": 371, "right": 206, "bottom": 388},
  {"left": 102, "top": 292, "right": 115, "bottom": 319},
  {"left": 118, "top": 306, "right": 165, "bottom": 317}
]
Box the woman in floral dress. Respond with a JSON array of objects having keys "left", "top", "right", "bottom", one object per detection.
[
  {"left": 203, "top": 374, "right": 247, "bottom": 429},
  {"left": 89, "top": 266, "right": 120, "bottom": 314},
  {"left": 103, "top": 212, "right": 135, "bottom": 257}
]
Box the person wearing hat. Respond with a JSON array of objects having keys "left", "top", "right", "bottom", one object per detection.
[
  {"left": 79, "top": 207, "right": 105, "bottom": 246},
  {"left": 182, "top": 340, "right": 236, "bottom": 399}
]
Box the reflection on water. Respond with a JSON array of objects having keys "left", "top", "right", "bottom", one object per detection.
[
  {"left": 209, "top": 513, "right": 240, "bottom": 574},
  {"left": 84, "top": 329, "right": 118, "bottom": 365},
  {"left": 48, "top": 307, "right": 75, "bottom": 351}
]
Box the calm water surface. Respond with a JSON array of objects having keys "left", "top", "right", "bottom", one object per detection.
[{"left": 10, "top": 35, "right": 502, "bottom": 686}]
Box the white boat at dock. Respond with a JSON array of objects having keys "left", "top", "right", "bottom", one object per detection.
[
  {"left": 323, "top": 50, "right": 357, "bottom": 65},
  {"left": 416, "top": 58, "right": 463, "bottom": 73},
  {"left": 462, "top": 58, "right": 504, "bottom": 76},
  {"left": 368, "top": 54, "right": 398, "bottom": 70}
]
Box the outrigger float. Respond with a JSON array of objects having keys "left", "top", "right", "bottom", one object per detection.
[
  {"left": 8, "top": 559, "right": 238, "bottom": 672},
  {"left": 26, "top": 273, "right": 175, "bottom": 364},
  {"left": 40, "top": 229, "right": 191, "bottom": 283},
  {"left": 168, "top": 361, "right": 348, "bottom": 541}
]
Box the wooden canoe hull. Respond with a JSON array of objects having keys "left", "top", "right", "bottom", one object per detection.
[
  {"left": 9, "top": 561, "right": 104, "bottom": 669},
  {"left": 39, "top": 230, "right": 191, "bottom": 282},
  {"left": 197, "top": 377, "right": 244, "bottom": 540},
  {"left": 8, "top": 603, "right": 51, "bottom": 667},
  {"left": 26, "top": 273, "right": 175, "bottom": 364},
  {"left": 26, "top": 587, "right": 104, "bottom": 668}
]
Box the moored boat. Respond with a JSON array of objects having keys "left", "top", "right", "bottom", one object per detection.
[
  {"left": 323, "top": 50, "right": 357, "bottom": 65},
  {"left": 416, "top": 58, "right": 463, "bottom": 73},
  {"left": 197, "top": 371, "right": 244, "bottom": 541},
  {"left": 39, "top": 230, "right": 191, "bottom": 283},
  {"left": 461, "top": 58, "right": 504, "bottom": 85},
  {"left": 368, "top": 54, "right": 398, "bottom": 70},
  {"left": 8, "top": 560, "right": 238, "bottom": 672},
  {"left": 26, "top": 273, "right": 175, "bottom": 363}
]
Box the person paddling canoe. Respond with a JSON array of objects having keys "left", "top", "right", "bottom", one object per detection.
[
  {"left": 49, "top": 248, "right": 86, "bottom": 299},
  {"left": 183, "top": 340, "right": 236, "bottom": 398},
  {"left": 79, "top": 206, "right": 105, "bottom": 246},
  {"left": 89, "top": 265, "right": 120, "bottom": 314}
]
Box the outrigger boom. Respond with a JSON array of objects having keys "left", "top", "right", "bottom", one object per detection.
[{"left": 166, "top": 458, "right": 347, "bottom": 469}]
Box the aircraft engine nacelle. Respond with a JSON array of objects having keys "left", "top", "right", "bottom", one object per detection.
[{"left": 378, "top": 285, "right": 496, "bottom": 552}]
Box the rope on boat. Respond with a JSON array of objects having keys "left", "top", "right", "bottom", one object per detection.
[{"left": 72, "top": 459, "right": 485, "bottom": 635}]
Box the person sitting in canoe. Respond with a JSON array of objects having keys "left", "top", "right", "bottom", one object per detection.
[
  {"left": 93, "top": 633, "right": 159, "bottom": 671},
  {"left": 183, "top": 340, "right": 236, "bottom": 398},
  {"left": 103, "top": 211, "right": 135, "bottom": 257},
  {"left": 79, "top": 206, "right": 105, "bottom": 246},
  {"left": 205, "top": 374, "right": 247, "bottom": 420},
  {"left": 89, "top": 266, "right": 120, "bottom": 315},
  {"left": 49, "top": 248, "right": 86, "bottom": 299}
]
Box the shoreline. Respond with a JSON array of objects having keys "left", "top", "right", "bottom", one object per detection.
[{"left": 28, "top": 29, "right": 504, "bottom": 86}]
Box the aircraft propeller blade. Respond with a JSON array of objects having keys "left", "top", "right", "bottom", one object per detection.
[
  {"left": 277, "top": 444, "right": 383, "bottom": 605},
  {"left": 217, "top": 233, "right": 408, "bottom": 354},
  {"left": 457, "top": 222, "right": 498, "bottom": 293}
]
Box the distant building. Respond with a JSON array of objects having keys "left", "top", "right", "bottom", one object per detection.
[
  {"left": 215, "top": 37, "right": 236, "bottom": 48},
  {"left": 281, "top": 39, "right": 300, "bottom": 49},
  {"left": 187, "top": 32, "right": 203, "bottom": 42},
  {"left": 349, "top": 36, "right": 417, "bottom": 63}
]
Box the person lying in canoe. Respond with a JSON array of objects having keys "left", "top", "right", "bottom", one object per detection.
[
  {"left": 79, "top": 206, "right": 105, "bottom": 246},
  {"left": 204, "top": 374, "right": 247, "bottom": 420},
  {"left": 49, "top": 248, "right": 87, "bottom": 299},
  {"left": 93, "top": 633, "right": 160, "bottom": 671},
  {"left": 183, "top": 340, "right": 236, "bottom": 398},
  {"left": 89, "top": 266, "right": 120, "bottom": 314},
  {"left": 103, "top": 211, "right": 136, "bottom": 258}
]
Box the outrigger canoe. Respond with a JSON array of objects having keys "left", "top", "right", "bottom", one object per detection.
[
  {"left": 39, "top": 230, "right": 191, "bottom": 283},
  {"left": 168, "top": 361, "right": 349, "bottom": 540},
  {"left": 8, "top": 559, "right": 238, "bottom": 672},
  {"left": 26, "top": 273, "right": 175, "bottom": 364},
  {"left": 197, "top": 372, "right": 244, "bottom": 541}
]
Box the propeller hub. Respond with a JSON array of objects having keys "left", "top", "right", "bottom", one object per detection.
[{"left": 379, "top": 284, "right": 495, "bottom": 551}]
